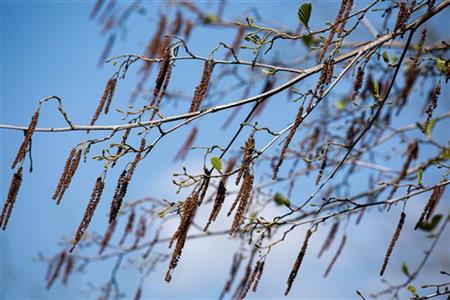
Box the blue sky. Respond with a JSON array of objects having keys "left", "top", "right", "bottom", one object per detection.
[{"left": 1, "top": 1, "right": 449, "bottom": 299}]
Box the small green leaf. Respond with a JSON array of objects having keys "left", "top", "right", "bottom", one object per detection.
[
  {"left": 274, "top": 193, "right": 291, "bottom": 207},
  {"left": 297, "top": 3, "right": 312, "bottom": 28},
  {"left": 335, "top": 98, "right": 347, "bottom": 111},
  {"left": 382, "top": 51, "right": 390, "bottom": 64},
  {"left": 406, "top": 285, "right": 417, "bottom": 296},
  {"left": 417, "top": 214, "right": 443, "bottom": 231},
  {"left": 210, "top": 157, "right": 223, "bottom": 173},
  {"left": 440, "top": 147, "right": 450, "bottom": 160},
  {"left": 417, "top": 169, "right": 423, "bottom": 185},
  {"left": 373, "top": 80, "right": 380, "bottom": 99},
  {"left": 425, "top": 118, "right": 436, "bottom": 140},
  {"left": 401, "top": 262, "right": 410, "bottom": 277},
  {"left": 435, "top": 57, "right": 448, "bottom": 74}
]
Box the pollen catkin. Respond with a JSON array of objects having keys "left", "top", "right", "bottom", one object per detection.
[
  {"left": 273, "top": 106, "right": 304, "bottom": 180},
  {"left": 52, "top": 147, "right": 75, "bottom": 201},
  {"left": 323, "top": 234, "right": 347, "bottom": 277},
  {"left": 120, "top": 209, "right": 135, "bottom": 245},
  {"left": 285, "top": 229, "right": 313, "bottom": 296},
  {"left": 99, "top": 220, "right": 117, "bottom": 255},
  {"left": 394, "top": 1, "right": 411, "bottom": 32},
  {"left": 133, "top": 214, "right": 147, "bottom": 248},
  {"left": 150, "top": 60, "right": 173, "bottom": 121},
  {"left": 318, "top": 0, "right": 348, "bottom": 63},
  {"left": 188, "top": 60, "right": 214, "bottom": 112},
  {"left": 150, "top": 46, "right": 171, "bottom": 107},
  {"left": 134, "top": 286, "right": 142, "bottom": 300},
  {"left": 229, "top": 172, "right": 254, "bottom": 235},
  {"left": 204, "top": 158, "right": 237, "bottom": 231},
  {"left": 380, "top": 212, "right": 405, "bottom": 276},
  {"left": 415, "top": 183, "right": 445, "bottom": 230},
  {"left": 55, "top": 149, "right": 82, "bottom": 205},
  {"left": 316, "top": 147, "right": 328, "bottom": 185},
  {"left": 0, "top": 167, "right": 23, "bottom": 230},
  {"left": 318, "top": 221, "right": 339, "bottom": 258},
  {"left": 62, "top": 255, "right": 74, "bottom": 285},
  {"left": 112, "top": 128, "right": 131, "bottom": 167},
  {"left": 219, "top": 253, "right": 243, "bottom": 300},
  {"left": 236, "top": 135, "right": 255, "bottom": 185},
  {"left": 252, "top": 260, "right": 265, "bottom": 292},
  {"left": 351, "top": 67, "right": 365, "bottom": 102},
  {"left": 225, "top": 26, "right": 245, "bottom": 60},
  {"left": 109, "top": 170, "right": 129, "bottom": 224},
  {"left": 198, "top": 169, "right": 211, "bottom": 205},
  {"left": 90, "top": 78, "right": 116, "bottom": 127},
  {"left": 104, "top": 78, "right": 117, "bottom": 114},
  {"left": 424, "top": 84, "right": 441, "bottom": 132},
  {"left": 46, "top": 251, "right": 66, "bottom": 290},
  {"left": 174, "top": 127, "right": 198, "bottom": 161},
  {"left": 165, "top": 193, "right": 199, "bottom": 282},
  {"left": 70, "top": 177, "right": 105, "bottom": 253},
  {"left": 240, "top": 261, "right": 261, "bottom": 299},
  {"left": 12, "top": 109, "right": 40, "bottom": 169}
]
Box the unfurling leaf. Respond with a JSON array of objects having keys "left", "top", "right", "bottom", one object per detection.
[
  {"left": 297, "top": 3, "right": 312, "bottom": 28},
  {"left": 425, "top": 118, "right": 436, "bottom": 140},
  {"left": 435, "top": 57, "right": 448, "bottom": 74},
  {"left": 274, "top": 192, "right": 291, "bottom": 207},
  {"left": 382, "top": 51, "right": 390, "bottom": 64},
  {"left": 406, "top": 285, "right": 417, "bottom": 296},
  {"left": 417, "top": 169, "right": 423, "bottom": 185},
  {"left": 210, "top": 157, "right": 223, "bottom": 173},
  {"left": 417, "top": 214, "right": 443, "bottom": 231},
  {"left": 401, "top": 262, "right": 410, "bottom": 277}
]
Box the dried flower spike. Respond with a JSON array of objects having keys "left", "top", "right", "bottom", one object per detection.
[
  {"left": 188, "top": 60, "right": 214, "bottom": 113},
  {"left": 0, "top": 167, "right": 23, "bottom": 230},
  {"left": 380, "top": 212, "right": 405, "bottom": 276},
  {"left": 12, "top": 109, "right": 40, "bottom": 169}
]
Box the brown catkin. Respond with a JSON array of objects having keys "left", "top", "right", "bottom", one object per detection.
[
  {"left": 112, "top": 128, "right": 131, "bottom": 167},
  {"left": 174, "top": 127, "right": 198, "bottom": 161},
  {"left": 232, "top": 249, "right": 257, "bottom": 300},
  {"left": 132, "top": 214, "right": 147, "bottom": 248},
  {"left": 240, "top": 260, "right": 260, "bottom": 299},
  {"left": 62, "top": 255, "right": 74, "bottom": 285},
  {"left": 394, "top": 1, "right": 411, "bottom": 32},
  {"left": 318, "top": 0, "right": 348, "bottom": 63},
  {"left": 285, "top": 229, "right": 313, "bottom": 296},
  {"left": 120, "top": 209, "right": 135, "bottom": 245},
  {"left": 12, "top": 109, "right": 40, "bottom": 169},
  {"left": 0, "top": 167, "right": 23, "bottom": 230},
  {"left": 351, "top": 66, "right": 365, "bottom": 102},
  {"left": 150, "top": 46, "right": 171, "bottom": 107},
  {"left": 70, "top": 177, "right": 105, "bottom": 253},
  {"left": 90, "top": 79, "right": 115, "bottom": 127},
  {"left": 236, "top": 136, "right": 255, "bottom": 185},
  {"left": 150, "top": 60, "right": 173, "bottom": 121},
  {"left": 219, "top": 252, "right": 243, "bottom": 300},
  {"left": 52, "top": 147, "right": 76, "bottom": 201},
  {"left": 273, "top": 106, "right": 304, "bottom": 180},
  {"left": 318, "top": 221, "right": 339, "bottom": 258},
  {"left": 380, "top": 212, "right": 406, "bottom": 276},
  {"left": 56, "top": 149, "right": 82, "bottom": 205},
  {"left": 98, "top": 220, "right": 117, "bottom": 255},
  {"left": 103, "top": 78, "right": 117, "bottom": 114},
  {"left": 316, "top": 147, "right": 328, "bottom": 185},
  {"left": 415, "top": 183, "right": 445, "bottom": 230},
  {"left": 188, "top": 60, "right": 214, "bottom": 113},
  {"left": 46, "top": 251, "right": 66, "bottom": 290},
  {"left": 252, "top": 260, "right": 265, "bottom": 292},
  {"left": 198, "top": 169, "right": 211, "bottom": 205},
  {"left": 109, "top": 170, "right": 129, "bottom": 224},
  {"left": 134, "top": 286, "right": 142, "bottom": 300},
  {"left": 323, "top": 235, "right": 347, "bottom": 277},
  {"left": 165, "top": 193, "right": 199, "bottom": 282},
  {"left": 229, "top": 172, "right": 254, "bottom": 235},
  {"left": 225, "top": 26, "right": 245, "bottom": 60},
  {"left": 204, "top": 158, "right": 237, "bottom": 231},
  {"left": 423, "top": 84, "right": 441, "bottom": 132}
]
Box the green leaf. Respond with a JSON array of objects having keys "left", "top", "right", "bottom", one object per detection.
[
  {"left": 401, "top": 262, "right": 410, "bottom": 277},
  {"left": 417, "top": 214, "right": 443, "bottom": 231},
  {"left": 297, "top": 3, "right": 312, "bottom": 28},
  {"left": 425, "top": 118, "right": 436, "bottom": 140},
  {"left": 274, "top": 193, "right": 291, "bottom": 207},
  {"left": 373, "top": 80, "right": 380, "bottom": 99},
  {"left": 382, "top": 51, "right": 390, "bottom": 64},
  {"left": 210, "top": 157, "right": 223, "bottom": 173},
  {"left": 440, "top": 147, "right": 450, "bottom": 160},
  {"left": 335, "top": 98, "right": 347, "bottom": 111},
  {"left": 417, "top": 169, "right": 423, "bottom": 185},
  {"left": 406, "top": 285, "right": 417, "bottom": 296},
  {"left": 435, "top": 57, "right": 448, "bottom": 74}
]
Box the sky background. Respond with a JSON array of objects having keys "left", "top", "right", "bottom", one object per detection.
[{"left": 1, "top": 1, "right": 449, "bottom": 299}]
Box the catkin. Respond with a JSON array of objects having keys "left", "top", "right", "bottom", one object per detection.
[
  {"left": 285, "top": 229, "right": 313, "bottom": 296},
  {"left": 316, "top": 147, "right": 328, "bottom": 185},
  {"left": 165, "top": 193, "right": 199, "bottom": 282},
  {"left": 120, "top": 209, "right": 135, "bottom": 245},
  {"left": 90, "top": 78, "right": 116, "bottom": 127},
  {"left": 12, "top": 109, "right": 40, "bottom": 169},
  {"left": 229, "top": 172, "right": 254, "bottom": 235},
  {"left": 109, "top": 170, "right": 129, "bottom": 224},
  {"left": 70, "top": 177, "right": 105, "bottom": 253},
  {"left": 46, "top": 251, "right": 66, "bottom": 290},
  {"left": 62, "top": 255, "right": 74, "bottom": 285},
  {"left": 323, "top": 235, "right": 347, "bottom": 277},
  {"left": 219, "top": 253, "right": 243, "bottom": 300},
  {"left": 415, "top": 183, "right": 445, "bottom": 230},
  {"left": 188, "top": 60, "right": 214, "bottom": 112},
  {"left": 174, "top": 127, "right": 198, "bottom": 161},
  {"left": 394, "top": 1, "right": 411, "bottom": 32},
  {"left": 103, "top": 78, "right": 117, "bottom": 114},
  {"left": 423, "top": 84, "right": 441, "bottom": 132},
  {"left": 55, "top": 149, "right": 82, "bottom": 205},
  {"left": 273, "top": 107, "right": 304, "bottom": 180},
  {"left": 318, "top": 222, "right": 339, "bottom": 258},
  {"left": 236, "top": 135, "right": 255, "bottom": 185},
  {"left": 0, "top": 167, "right": 23, "bottom": 230},
  {"left": 380, "top": 212, "right": 405, "bottom": 276},
  {"left": 99, "top": 220, "right": 117, "bottom": 255}
]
